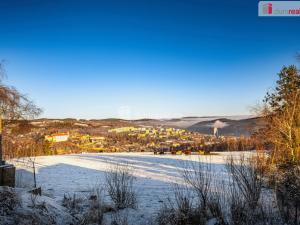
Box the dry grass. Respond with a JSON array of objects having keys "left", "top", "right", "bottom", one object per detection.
[{"left": 156, "top": 154, "right": 284, "bottom": 225}]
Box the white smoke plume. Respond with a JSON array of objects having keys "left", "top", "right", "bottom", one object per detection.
[{"left": 213, "top": 120, "right": 226, "bottom": 129}]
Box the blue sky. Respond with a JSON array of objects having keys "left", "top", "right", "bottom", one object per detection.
[{"left": 0, "top": 0, "right": 299, "bottom": 119}]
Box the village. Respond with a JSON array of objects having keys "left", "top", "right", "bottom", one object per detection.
[
  {"left": 41, "top": 122, "right": 244, "bottom": 155},
  {"left": 1, "top": 118, "right": 255, "bottom": 160}
]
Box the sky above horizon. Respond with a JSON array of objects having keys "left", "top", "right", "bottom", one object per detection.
[{"left": 0, "top": 0, "right": 300, "bottom": 119}]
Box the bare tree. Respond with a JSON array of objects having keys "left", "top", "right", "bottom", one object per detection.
[
  {"left": 0, "top": 61, "right": 42, "bottom": 164},
  {"left": 0, "top": 62, "right": 41, "bottom": 120}
]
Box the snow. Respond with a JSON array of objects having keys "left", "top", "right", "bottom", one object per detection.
[
  {"left": 12, "top": 152, "right": 253, "bottom": 224},
  {"left": 0, "top": 186, "right": 75, "bottom": 225}
]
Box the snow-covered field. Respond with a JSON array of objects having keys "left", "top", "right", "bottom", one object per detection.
[{"left": 12, "top": 152, "right": 251, "bottom": 224}]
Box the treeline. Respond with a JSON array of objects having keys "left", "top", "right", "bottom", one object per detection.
[
  {"left": 203, "top": 136, "right": 262, "bottom": 152},
  {"left": 3, "top": 135, "right": 84, "bottom": 160}
]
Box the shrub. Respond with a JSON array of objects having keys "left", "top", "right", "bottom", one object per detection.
[
  {"left": 0, "top": 187, "right": 20, "bottom": 216},
  {"left": 182, "top": 160, "right": 213, "bottom": 213},
  {"left": 157, "top": 154, "right": 282, "bottom": 225},
  {"left": 275, "top": 163, "right": 300, "bottom": 225},
  {"left": 156, "top": 185, "right": 206, "bottom": 225},
  {"left": 105, "top": 163, "right": 137, "bottom": 210},
  {"left": 82, "top": 190, "right": 104, "bottom": 225},
  {"left": 226, "top": 154, "right": 264, "bottom": 211},
  {"left": 111, "top": 211, "right": 129, "bottom": 225}
]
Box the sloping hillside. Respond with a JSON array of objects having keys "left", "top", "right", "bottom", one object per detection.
[{"left": 187, "top": 117, "right": 265, "bottom": 136}]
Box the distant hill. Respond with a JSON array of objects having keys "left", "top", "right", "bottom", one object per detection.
[
  {"left": 30, "top": 116, "right": 263, "bottom": 136},
  {"left": 187, "top": 117, "right": 265, "bottom": 137},
  {"left": 131, "top": 116, "right": 254, "bottom": 129}
]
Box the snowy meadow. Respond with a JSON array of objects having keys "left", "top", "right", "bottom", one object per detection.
[{"left": 10, "top": 152, "right": 272, "bottom": 225}]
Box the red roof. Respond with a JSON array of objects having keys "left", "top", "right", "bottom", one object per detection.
[{"left": 52, "top": 133, "right": 68, "bottom": 137}]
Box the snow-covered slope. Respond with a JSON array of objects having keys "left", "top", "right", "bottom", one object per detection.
[{"left": 12, "top": 152, "right": 251, "bottom": 224}]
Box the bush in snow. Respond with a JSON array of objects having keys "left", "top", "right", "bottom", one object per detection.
[
  {"left": 182, "top": 159, "right": 213, "bottom": 215},
  {"left": 156, "top": 154, "right": 284, "bottom": 225},
  {"left": 157, "top": 186, "right": 207, "bottom": 225},
  {"left": 62, "top": 193, "right": 84, "bottom": 213},
  {"left": 105, "top": 163, "right": 137, "bottom": 210},
  {"left": 82, "top": 188, "right": 105, "bottom": 225},
  {"left": 110, "top": 211, "right": 129, "bottom": 225},
  {"left": 225, "top": 154, "right": 284, "bottom": 225},
  {"left": 0, "top": 187, "right": 75, "bottom": 225},
  {"left": 0, "top": 186, "right": 21, "bottom": 216},
  {"left": 275, "top": 163, "right": 300, "bottom": 225}
]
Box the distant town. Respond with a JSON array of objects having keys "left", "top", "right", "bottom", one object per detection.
[{"left": 3, "top": 117, "right": 259, "bottom": 159}]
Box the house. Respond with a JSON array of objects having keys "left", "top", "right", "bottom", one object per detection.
[
  {"left": 90, "top": 136, "right": 105, "bottom": 143},
  {"left": 108, "top": 127, "right": 137, "bottom": 133},
  {"left": 45, "top": 133, "right": 69, "bottom": 142}
]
